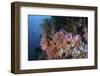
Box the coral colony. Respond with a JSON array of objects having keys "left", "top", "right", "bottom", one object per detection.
[{"left": 39, "top": 17, "right": 88, "bottom": 59}]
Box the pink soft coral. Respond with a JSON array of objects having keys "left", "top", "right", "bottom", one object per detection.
[{"left": 40, "top": 29, "right": 81, "bottom": 59}]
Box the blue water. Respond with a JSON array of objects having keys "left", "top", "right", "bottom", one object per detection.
[{"left": 28, "top": 15, "right": 51, "bottom": 60}]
